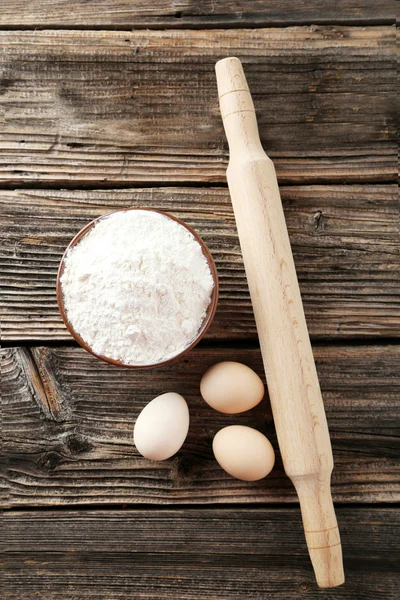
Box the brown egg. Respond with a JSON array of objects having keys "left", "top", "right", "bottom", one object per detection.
[
  {"left": 213, "top": 425, "right": 275, "bottom": 481},
  {"left": 200, "top": 361, "right": 264, "bottom": 414}
]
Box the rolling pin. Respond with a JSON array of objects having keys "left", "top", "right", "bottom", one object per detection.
[{"left": 215, "top": 57, "right": 344, "bottom": 588}]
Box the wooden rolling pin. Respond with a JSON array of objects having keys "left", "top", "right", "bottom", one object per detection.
[{"left": 215, "top": 57, "right": 344, "bottom": 588}]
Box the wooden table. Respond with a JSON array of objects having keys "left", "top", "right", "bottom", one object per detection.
[{"left": 1, "top": 2, "right": 399, "bottom": 598}]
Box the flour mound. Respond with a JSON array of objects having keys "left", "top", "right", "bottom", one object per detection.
[{"left": 61, "top": 210, "right": 214, "bottom": 365}]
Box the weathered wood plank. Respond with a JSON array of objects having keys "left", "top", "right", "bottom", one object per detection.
[
  {"left": 0, "top": 1, "right": 396, "bottom": 28},
  {"left": 2, "top": 344, "right": 399, "bottom": 507},
  {"left": 0, "top": 28, "right": 396, "bottom": 185},
  {"left": 3, "top": 508, "right": 399, "bottom": 599},
  {"left": 1, "top": 186, "right": 398, "bottom": 341}
]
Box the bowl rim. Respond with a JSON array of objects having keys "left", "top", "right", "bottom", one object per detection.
[{"left": 56, "top": 207, "right": 219, "bottom": 369}]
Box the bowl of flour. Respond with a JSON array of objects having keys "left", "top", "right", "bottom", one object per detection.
[{"left": 57, "top": 209, "right": 218, "bottom": 368}]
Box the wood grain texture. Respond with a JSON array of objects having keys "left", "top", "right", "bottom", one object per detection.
[
  {"left": 1, "top": 186, "right": 398, "bottom": 342},
  {"left": 2, "top": 344, "right": 399, "bottom": 507},
  {"left": 0, "top": 27, "right": 397, "bottom": 185},
  {"left": 3, "top": 508, "right": 399, "bottom": 599},
  {"left": 0, "top": 1, "right": 396, "bottom": 28}
]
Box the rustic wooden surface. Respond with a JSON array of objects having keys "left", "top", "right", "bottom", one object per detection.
[
  {"left": 0, "top": 28, "right": 397, "bottom": 185},
  {"left": 0, "top": 1, "right": 396, "bottom": 27},
  {"left": 1, "top": 3, "right": 399, "bottom": 598},
  {"left": 2, "top": 344, "right": 399, "bottom": 507},
  {"left": 1, "top": 186, "right": 399, "bottom": 341},
  {"left": 3, "top": 508, "right": 399, "bottom": 599}
]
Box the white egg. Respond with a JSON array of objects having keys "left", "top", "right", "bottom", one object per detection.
[
  {"left": 213, "top": 425, "right": 275, "bottom": 481},
  {"left": 134, "top": 392, "right": 189, "bottom": 461}
]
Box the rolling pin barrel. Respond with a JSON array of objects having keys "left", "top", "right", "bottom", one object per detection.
[{"left": 215, "top": 57, "right": 344, "bottom": 588}]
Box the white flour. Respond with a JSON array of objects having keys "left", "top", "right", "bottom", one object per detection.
[{"left": 61, "top": 210, "right": 214, "bottom": 365}]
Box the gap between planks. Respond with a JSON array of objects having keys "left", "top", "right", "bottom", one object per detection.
[
  {"left": 4, "top": 501, "right": 400, "bottom": 514},
  {"left": 0, "top": 180, "right": 398, "bottom": 191},
  {"left": 1, "top": 338, "right": 400, "bottom": 349},
  {"left": 0, "top": 21, "right": 395, "bottom": 31}
]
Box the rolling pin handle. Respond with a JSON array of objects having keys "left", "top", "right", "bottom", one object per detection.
[
  {"left": 216, "top": 57, "right": 264, "bottom": 158},
  {"left": 294, "top": 476, "right": 345, "bottom": 588}
]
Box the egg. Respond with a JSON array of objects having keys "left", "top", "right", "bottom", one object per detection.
[
  {"left": 134, "top": 392, "right": 189, "bottom": 461},
  {"left": 200, "top": 361, "right": 264, "bottom": 414},
  {"left": 213, "top": 425, "right": 275, "bottom": 481}
]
